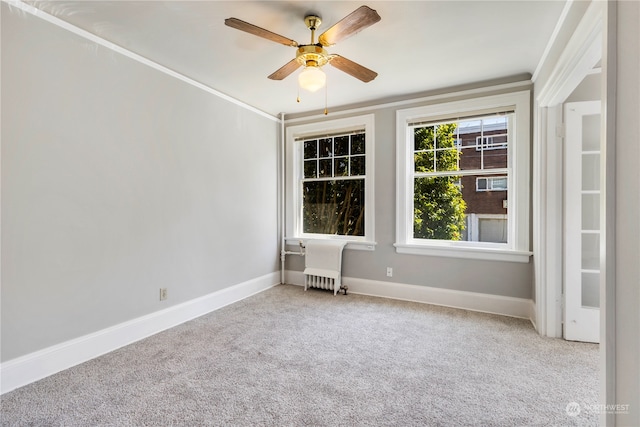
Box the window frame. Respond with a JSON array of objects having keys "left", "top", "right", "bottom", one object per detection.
[
  {"left": 285, "top": 114, "right": 375, "bottom": 250},
  {"left": 395, "top": 91, "right": 531, "bottom": 262}
]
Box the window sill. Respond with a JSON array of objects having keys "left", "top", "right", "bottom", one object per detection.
[
  {"left": 285, "top": 237, "right": 376, "bottom": 251},
  {"left": 394, "top": 243, "right": 532, "bottom": 263}
]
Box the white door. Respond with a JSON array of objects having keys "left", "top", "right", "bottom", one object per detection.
[{"left": 564, "top": 101, "right": 601, "bottom": 343}]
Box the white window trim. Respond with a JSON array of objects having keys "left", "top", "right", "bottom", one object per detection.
[
  {"left": 395, "top": 91, "right": 531, "bottom": 262},
  {"left": 285, "top": 114, "right": 375, "bottom": 250}
]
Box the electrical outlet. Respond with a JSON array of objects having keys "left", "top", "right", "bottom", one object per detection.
[
  {"left": 159, "top": 288, "right": 168, "bottom": 301},
  {"left": 386, "top": 267, "right": 393, "bottom": 277}
]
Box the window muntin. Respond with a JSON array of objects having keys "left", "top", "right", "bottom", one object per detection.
[{"left": 395, "top": 91, "right": 530, "bottom": 261}]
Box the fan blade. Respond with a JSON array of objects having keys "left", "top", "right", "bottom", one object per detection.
[
  {"left": 268, "top": 59, "right": 302, "bottom": 80},
  {"left": 318, "top": 6, "right": 381, "bottom": 46},
  {"left": 329, "top": 55, "right": 377, "bottom": 83},
  {"left": 225, "top": 18, "right": 298, "bottom": 47}
]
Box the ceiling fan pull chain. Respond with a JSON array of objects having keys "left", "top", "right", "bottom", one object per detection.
[{"left": 324, "top": 81, "right": 329, "bottom": 115}]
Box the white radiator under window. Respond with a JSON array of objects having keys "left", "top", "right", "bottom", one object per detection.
[{"left": 303, "top": 240, "right": 348, "bottom": 295}]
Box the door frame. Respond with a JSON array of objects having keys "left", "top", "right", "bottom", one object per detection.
[
  {"left": 533, "top": 1, "right": 619, "bottom": 424},
  {"left": 534, "top": 0, "right": 603, "bottom": 339}
]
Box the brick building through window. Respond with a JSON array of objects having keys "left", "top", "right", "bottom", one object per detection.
[{"left": 457, "top": 118, "right": 508, "bottom": 243}]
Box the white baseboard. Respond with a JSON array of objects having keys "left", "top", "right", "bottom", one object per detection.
[
  {"left": 2, "top": 271, "right": 535, "bottom": 394},
  {"left": 0, "top": 272, "right": 280, "bottom": 395},
  {"left": 285, "top": 270, "right": 533, "bottom": 319},
  {"left": 529, "top": 301, "right": 538, "bottom": 330}
]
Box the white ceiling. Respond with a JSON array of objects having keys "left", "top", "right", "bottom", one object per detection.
[{"left": 26, "top": 1, "right": 567, "bottom": 117}]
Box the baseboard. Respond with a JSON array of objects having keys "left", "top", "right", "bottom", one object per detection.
[
  {"left": 285, "top": 270, "right": 532, "bottom": 319},
  {"left": 0, "top": 272, "right": 280, "bottom": 395},
  {"left": 529, "top": 300, "right": 538, "bottom": 330}
]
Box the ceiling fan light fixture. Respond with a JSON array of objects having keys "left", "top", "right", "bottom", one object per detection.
[
  {"left": 298, "top": 65, "right": 326, "bottom": 92},
  {"left": 225, "top": 5, "right": 381, "bottom": 94}
]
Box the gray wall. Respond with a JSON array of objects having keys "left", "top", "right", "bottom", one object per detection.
[
  {"left": 1, "top": 5, "right": 279, "bottom": 362},
  {"left": 285, "top": 83, "right": 533, "bottom": 300},
  {"left": 566, "top": 73, "right": 601, "bottom": 103}
]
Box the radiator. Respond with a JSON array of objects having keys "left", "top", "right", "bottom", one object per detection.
[{"left": 303, "top": 240, "right": 348, "bottom": 295}]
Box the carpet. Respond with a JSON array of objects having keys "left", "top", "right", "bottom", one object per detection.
[{"left": 0, "top": 284, "right": 599, "bottom": 426}]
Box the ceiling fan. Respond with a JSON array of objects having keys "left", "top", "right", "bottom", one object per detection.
[{"left": 225, "top": 5, "right": 381, "bottom": 93}]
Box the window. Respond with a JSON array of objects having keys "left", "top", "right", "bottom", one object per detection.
[
  {"left": 475, "top": 134, "right": 508, "bottom": 151},
  {"left": 395, "top": 91, "right": 530, "bottom": 262},
  {"left": 476, "top": 176, "right": 508, "bottom": 191},
  {"left": 301, "top": 132, "right": 365, "bottom": 235},
  {"left": 286, "top": 114, "right": 375, "bottom": 249}
]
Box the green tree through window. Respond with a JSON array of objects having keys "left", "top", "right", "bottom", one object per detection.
[{"left": 413, "top": 124, "right": 466, "bottom": 240}]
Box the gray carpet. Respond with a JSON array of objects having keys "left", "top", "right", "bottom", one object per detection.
[{"left": 1, "top": 284, "right": 598, "bottom": 426}]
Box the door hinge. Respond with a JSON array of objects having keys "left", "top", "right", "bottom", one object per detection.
[{"left": 556, "top": 124, "right": 566, "bottom": 138}]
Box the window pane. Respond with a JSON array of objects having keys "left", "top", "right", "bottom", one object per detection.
[
  {"left": 582, "top": 272, "right": 600, "bottom": 308},
  {"left": 304, "top": 160, "right": 317, "bottom": 179},
  {"left": 415, "top": 126, "right": 435, "bottom": 151},
  {"left": 351, "top": 155, "right": 365, "bottom": 176},
  {"left": 582, "top": 153, "right": 600, "bottom": 191},
  {"left": 415, "top": 151, "right": 435, "bottom": 173},
  {"left": 319, "top": 138, "right": 332, "bottom": 158},
  {"left": 582, "top": 233, "right": 599, "bottom": 270},
  {"left": 335, "top": 157, "right": 349, "bottom": 176},
  {"left": 459, "top": 145, "right": 482, "bottom": 171},
  {"left": 413, "top": 176, "right": 467, "bottom": 241},
  {"left": 436, "top": 148, "right": 460, "bottom": 172},
  {"left": 351, "top": 134, "right": 365, "bottom": 154},
  {"left": 489, "top": 116, "right": 508, "bottom": 133},
  {"left": 488, "top": 133, "right": 508, "bottom": 147},
  {"left": 303, "top": 179, "right": 365, "bottom": 236},
  {"left": 414, "top": 173, "right": 509, "bottom": 243},
  {"left": 335, "top": 136, "right": 349, "bottom": 156},
  {"left": 318, "top": 159, "right": 332, "bottom": 177},
  {"left": 492, "top": 177, "right": 507, "bottom": 190},
  {"left": 482, "top": 146, "right": 508, "bottom": 169},
  {"left": 304, "top": 140, "right": 317, "bottom": 159},
  {"left": 458, "top": 120, "right": 482, "bottom": 145},
  {"left": 582, "top": 114, "right": 600, "bottom": 151},
  {"left": 582, "top": 193, "right": 599, "bottom": 230},
  {"left": 478, "top": 218, "right": 508, "bottom": 243},
  {"left": 434, "top": 123, "right": 458, "bottom": 150}
]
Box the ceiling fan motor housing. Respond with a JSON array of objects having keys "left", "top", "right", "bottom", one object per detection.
[{"left": 296, "top": 45, "right": 330, "bottom": 68}]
